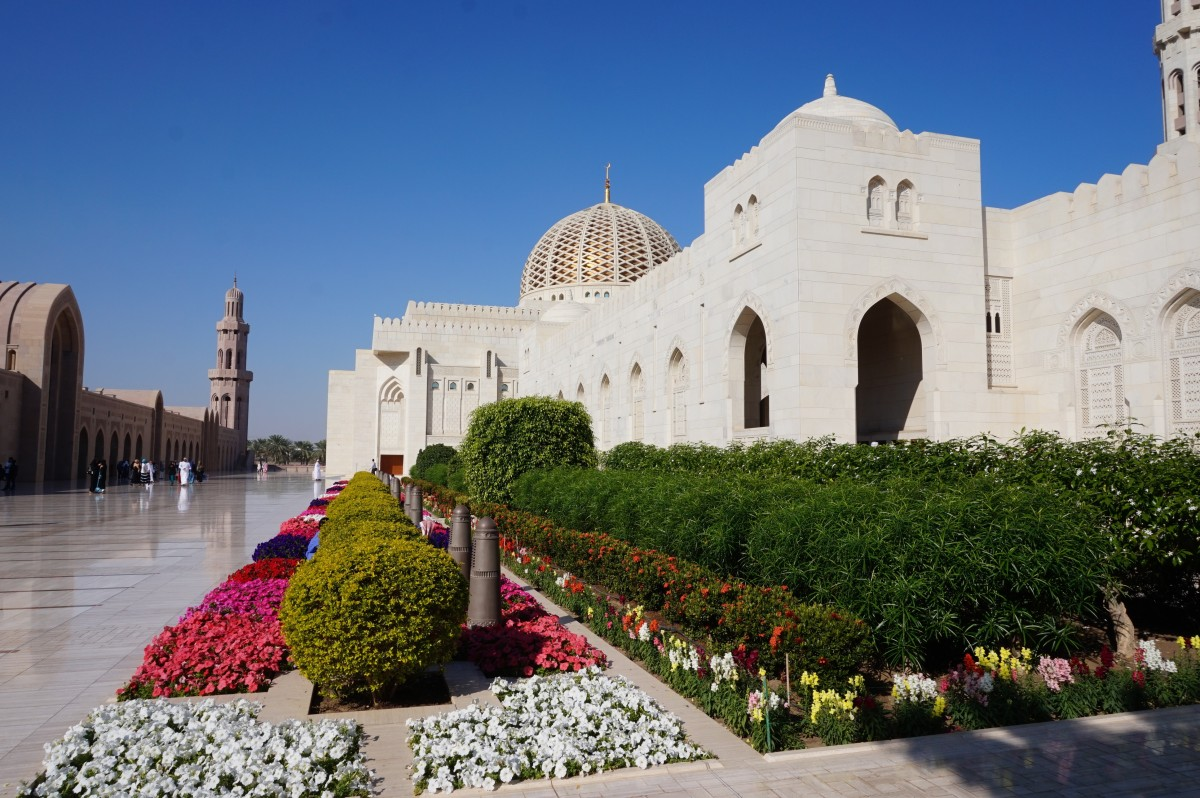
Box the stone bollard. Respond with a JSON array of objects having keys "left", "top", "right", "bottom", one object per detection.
[
  {"left": 449, "top": 504, "right": 472, "bottom": 581},
  {"left": 467, "top": 517, "right": 500, "bottom": 627},
  {"left": 408, "top": 483, "right": 423, "bottom": 526},
  {"left": 390, "top": 476, "right": 401, "bottom": 502}
]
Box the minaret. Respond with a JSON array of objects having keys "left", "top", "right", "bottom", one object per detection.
[
  {"left": 208, "top": 279, "right": 252, "bottom": 447},
  {"left": 1155, "top": 0, "right": 1200, "bottom": 144}
]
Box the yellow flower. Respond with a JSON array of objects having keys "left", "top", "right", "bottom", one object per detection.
[
  {"left": 847, "top": 674, "right": 865, "bottom": 692},
  {"left": 932, "top": 696, "right": 946, "bottom": 717},
  {"left": 758, "top": 667, "right": 766, "bottom": 678},
  {"left": 1191, "top": 635, "right": 1200, "bottom": 650}
]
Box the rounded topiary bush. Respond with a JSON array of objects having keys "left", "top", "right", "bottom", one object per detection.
[
  {"left": 279, "top": 536, "right": 468, "bottom": 702},
  {"left": 324, "top": 491, "right": 406, "bottom": 527}
]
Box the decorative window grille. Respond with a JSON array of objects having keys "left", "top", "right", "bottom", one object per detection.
[
  {"left": 1169, "top": 295, "right": 1200, "bottom": 437},
  {"left": 986, "top": 277, "right": 1014, "bottom": 387},
  {"left": 1078, "top": 314, "right": 1125, "bottom": 436}
]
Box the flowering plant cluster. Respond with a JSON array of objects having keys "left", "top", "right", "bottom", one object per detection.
[
  {"left": 18, "top": 699, "right": 371, "bottom": 798},
  {"left": 425, "top": 522, "right": 449, "bottom": 550},
  {"left": 459, "top": 577, "right": 606, "bottom": 676},
  {"left": 406, "top": 669, "right": 707, "bottom": 793},
  {"left": 251, "top": 533, "right": 311, "bottom": 562},
  {"left": 227, "top": 556, "right": 301, "bottom": 583},
  {"left": 181, "top": 578, "right": 290, "bottom": 623},
  {"left": 279, "top": 516, "right": 321, "bottom": 539},
  {"left": 119, "top": 611, "right": 290, "bottom": 698}
]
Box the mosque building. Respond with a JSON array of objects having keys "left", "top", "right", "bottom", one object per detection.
[
  {"left": 326, "top": 3, "right": 1200, "bottom": 477},
  {"left": 0, "top": 280, "right": 252, "bottom": 483}
]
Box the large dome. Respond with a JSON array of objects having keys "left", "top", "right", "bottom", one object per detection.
[{"left": 519, "top": 200, "right": 681, "bottom": 304}]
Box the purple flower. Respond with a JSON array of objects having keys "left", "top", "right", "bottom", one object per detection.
[{"left": 252, "top": 534, "right": 309, "bottom": 562}]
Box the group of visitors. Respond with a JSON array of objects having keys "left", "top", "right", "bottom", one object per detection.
[
  {"left": 101, "top": 457, "right": 205, "bottom": 490},
  {"left": 2, "top": 457, "right": 16, "bottom": 491}
]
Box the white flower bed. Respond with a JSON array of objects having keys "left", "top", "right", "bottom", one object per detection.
[
  {"left": 19, "top": 698, "right": 372, "bottom": 798},
  {"left": 407, "top": 668, "right": 708, "bottom": 793}
]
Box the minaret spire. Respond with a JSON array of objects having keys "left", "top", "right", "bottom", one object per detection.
[
  {"left": 1155, "top": 1, "right": 1200, "bottom": 144},
  {"left": 604, "top": 163, "right": 611, "bottom": 203}
]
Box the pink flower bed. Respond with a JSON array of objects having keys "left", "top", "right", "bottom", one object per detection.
[
  {"left": 279, "top": 516, "right": 320, "bottom": 539},
  {"left": 181, "top": 578, "right": 290, "bottom": 623},
  {"left": 120, "top": 611, "right": 289, "bottom": 698},
  {"left": 460, "top": 576, "right": 607, "bottom": 676}
]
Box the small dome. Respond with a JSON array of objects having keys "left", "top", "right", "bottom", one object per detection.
[
  {"left": 794, "top": 75, "right": 897, "bottom": 132},
  {"left": 225, "top": 278, "right": 243, "bottom": 302},
  {"left": 519, "top": 201, "right": 680, "bottom": 303}
]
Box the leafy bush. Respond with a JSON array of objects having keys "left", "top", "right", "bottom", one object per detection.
[
  {"left": 279, "top": 536, "right": 468, "bottom": 703},
  {"left": 458, "top": 396, "right": 597, "bottom": 504},
  {"left": 411, "top": 444, "right": 457, "bottom": 481},
  {"left": 252, "top": 534, "right": 310, "bottom": 562},
  {"left": 423, "top": 463, "right": 450, "bottom": 486}
]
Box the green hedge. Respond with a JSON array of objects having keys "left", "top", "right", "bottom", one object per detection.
[
  {"left": 509, "top": 468, "right": 1111, "bottom": 668},
  {"left": 417, "top": 479, "right": 872, "bottom": 679}
]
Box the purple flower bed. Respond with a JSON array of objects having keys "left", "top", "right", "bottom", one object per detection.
[
  {"left": 428, "top": 524, "right": 449, "bottom": 550},
  {"left": 182, "top": 578, "right": 290, "bottom": 623},
  {"left": 308, "top": 498, "right": 329, "bottom": 508},
  {"left": 252, "top": 534, "right": 310, "bottom": 562}
]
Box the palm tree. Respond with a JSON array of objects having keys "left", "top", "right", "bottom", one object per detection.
[
  {"left": 315, "top": 440, "right": 327, "bottom": 464},
  {"left": 247, "top": 438, "right": 268, "bottom": 462},
  {"left": 264, "top": 434, "right": 293, "bottom": 465},
  {"left": 293, "top": 440, "right": 316, "bottom": 465}
]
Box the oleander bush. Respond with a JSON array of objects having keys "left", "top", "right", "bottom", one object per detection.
[
  {"left": 510, "top": 468, "right": 1108, "bottom": 667},
  {"left": 279, "top": 535, "right": 468, "bottom": 703},
  {"left": 458, "top": 396, "right": 597, "bottom": 504}
]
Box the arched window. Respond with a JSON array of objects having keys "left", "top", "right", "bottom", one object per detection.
[
  {"left": 466, "top": 382, "right": 475, "bottom": 391},
  {"left": 486, "top": 351, "right": 492, "bottom": 378},
  {"left": 448, "top": 382, "right": 457, "bottom": 391},
  {"left": 986, "top": 313, "right": 993, "bottom": 334},
  {"left": 669, "top": 349, "right": 688, "bottom": 439},
  {"left": 217, "top": 349, "right": 224, "bottom": 368},
  {"left": 225, "top": 350, "right": 232, "bottom": 370},
  {"left": 1077, "top": 312, "right": 1126, "bottom": 436},
  {"left": 896, "top": 181, "right": 914, "bottom": 230},
  {"left": 1170, "top": 70, "right": 1187, "bottom": 136},
  {"left": 732, "top": 204, "right": 745, "bottom": 246},
  {"left": 747, "top": 195, "right": 760, "bottom": 239},
  {"left": 221, "top": 394, "right": 232, "bottom": 427},
  {"left": 630, "top": 363, "right": 645, "bottom": 441},
  {"left": 431, "top": 381, "right": 440, "bottom": 390},
  {"left": 1166, "top": 292, "right": 1200, "bottom": 437},
  {"left": 4, "top": 348, "right": 14, "bottom": 370},
  {"left": 867, "top": 177, "right": 887, "bottom": 227},
  {"left": 599, "top": 374, "right": 612, "bottom": 447},
  {"left": 576, "top": 383, "right": 585, "bottom": 404}
]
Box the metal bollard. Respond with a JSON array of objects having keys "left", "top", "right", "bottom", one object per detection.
[
  {"left": 408, "top": 483, "right": 423, "bottom": 526},
  {"left": 449, "top": 504, "right": 472, "bottom": 580},
  {"left": 390, "top": 476, "right": 401, "bottom": 502},
  {"left": 467, "top": 517, "right": 500, "bottom": 627}
]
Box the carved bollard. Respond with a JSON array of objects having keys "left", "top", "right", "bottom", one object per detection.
[
  {"left": 467, "top": 517, "right": 500, "bottom": 627},
  {"left": 390, "top": 476, "right": 401, "bottom": 502},
  {"left": 449, "top": 504, "right": 472, "bottom": 581},
  {"left": 408, "top": 483, "right": 423, "bottom": 526}
]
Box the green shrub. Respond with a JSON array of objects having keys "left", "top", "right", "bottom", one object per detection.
[
  {"left": 423, "top": 463, "right": 450, "bottom": 486},
  {"left": 324, "top": 492, "right": 406, "bottom": 528},
  {"left": 319, "top": 518, "right": 418, "bottom": 551},
  {"left": 279, "top": 536, "right": 467, "bottom": 703},
  {"left": 458, "top": 396, "right": 597, "bottom": 504},
  {"left": 410, "top": 444, "right": 457, "bottom": 481}
]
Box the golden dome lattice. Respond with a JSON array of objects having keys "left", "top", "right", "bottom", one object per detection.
[{"left": 519, "top": 202, "right": 680, "bottom": 301}]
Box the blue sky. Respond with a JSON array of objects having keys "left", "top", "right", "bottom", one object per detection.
[{"left": 0, "top": 1, "right": 1164, "bottom": 441}]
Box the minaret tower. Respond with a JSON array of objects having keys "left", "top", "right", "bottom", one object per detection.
[
  {"left": 1155, "top": 0, "right": 1200, "bottom": 144},
  {"left": 208, "top": 279, "right": 253, "bottom": 447}
]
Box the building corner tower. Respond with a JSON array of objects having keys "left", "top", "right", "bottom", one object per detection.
[
  {"left": 1156, "top": 0, "right": 1200, "bottom": 144},
  {"left": 208, "top": 279, "right": 252, "bottom": 455}
]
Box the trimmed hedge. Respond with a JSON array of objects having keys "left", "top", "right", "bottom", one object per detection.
[
  {"left": 417, "top": 479, "right": 872, "bottom": 679},
  {"left": 279, "top": 535, "right": 468, "bottom": 702}
]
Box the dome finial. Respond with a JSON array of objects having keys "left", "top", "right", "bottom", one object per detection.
[
  {"left": 604, "top": 163, "right": 612, "bottom": 204},
  {"left": 824, "top": 74, "right": 837, "bottom": 97}
]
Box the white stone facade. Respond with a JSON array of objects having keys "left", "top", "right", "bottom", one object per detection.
[{"left": 326, "top": 6, "right": 1200, "bottom": 477}]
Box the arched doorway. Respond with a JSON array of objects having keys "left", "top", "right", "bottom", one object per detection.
[
  {"left": 378, "top": 379, "right": 406, "bottom": 476},
  {"left": 46, "top": 310, "right": 83, "bottom": 480},
  {"left": 856, "top": 297, "right": 926, "bottom": 441},
  {"left": 77, "top": 427, "right": 89, "bottom": 481},
  {"left": 730, "top": 308, "right": 769, "bottom": 430}
]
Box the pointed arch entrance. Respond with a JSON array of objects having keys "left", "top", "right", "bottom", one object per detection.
[
  {"left": 730, "top": 308, "right": 769, "bottom": 430},
  {"left": 378, "top": 379, "right": 405, "bottom": 475},
  {"left": 856, "top": 296, "right": 927, "bottom": 441}
]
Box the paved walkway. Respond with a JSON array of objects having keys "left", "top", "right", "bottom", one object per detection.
[{"left": 1, "top": 476, "right": 1199, "bottom": 797}]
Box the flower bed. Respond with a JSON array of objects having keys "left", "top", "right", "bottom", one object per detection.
[
  {"left": 460, "top": 576, "right": 607, "bottom": 676},
  {"left": 227, "top": 557, "right": 302, "bottom": 583},
  {"left": 181, "top": 578, "right": 290, "bottom": 623},
  {"left": 407, "top": 668, "right": 708, "bottom": 793},
  {"left": 18, "top": 699, "right": 371, "bottom": 798},
  {"left": 252, "top": 533, "right": 311, "bottom": 561}
]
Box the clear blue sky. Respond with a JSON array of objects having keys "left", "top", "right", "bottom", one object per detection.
[{"left": 0, "top": 1, "right": 1164, "bottom": 441}]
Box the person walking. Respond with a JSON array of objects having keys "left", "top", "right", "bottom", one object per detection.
[
  {"left": 370, "top": 459, "right": 378, "bottom": 475},
  {"left": 2, "top": 457, "right": 15, "bottom": 491},
  {"left": 141, "top": 458, "right": 154, "bottom": 485},
  {"left": 90, "top": 459, "right": 107, "bottom": 493},
  {"left": 178, "top": 458, "right": 191, "bottom": 486},
  {"left": 312, "top": 460, "right": 323, "bottom": 481}
]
